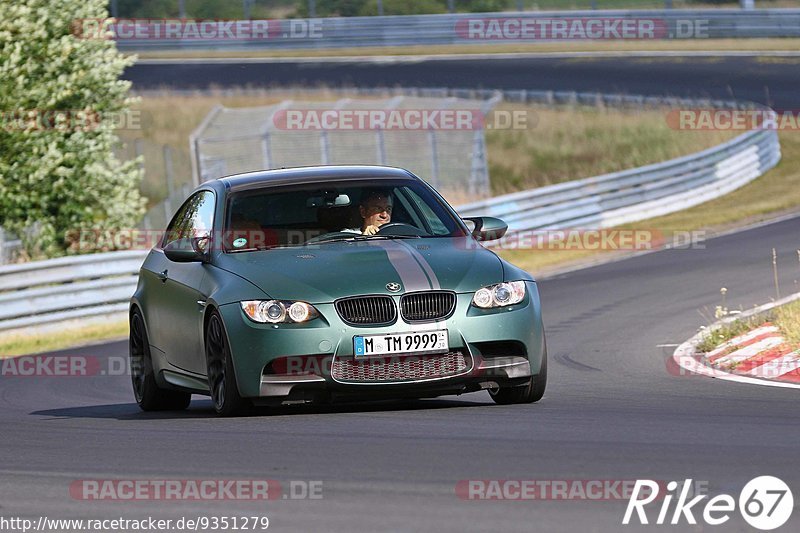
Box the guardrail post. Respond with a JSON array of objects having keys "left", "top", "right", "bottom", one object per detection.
[
  {"left": 376, "top": 129, "right": 386, "bottom": 165},
  {"left": 469, "top": 131, "right": 488, "bottom": 197},
  {"left": 261, "top": 132, "right": 272, "bottom": 169},
  {"left": 320, "top": 131, "right": 330, "bottom": 165},
  {"left": 428, "top": 129, "right": 439, "bottom": 188},
  {"left": 134, "top": 139, "right": 145, "bottom": 183},
  {"left": 163, "top": 144, "right": 175, "bottom": 218}
]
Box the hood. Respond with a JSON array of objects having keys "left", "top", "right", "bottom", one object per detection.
[{"left": 213, "top": 237, "right": 503, "bottom": 303}]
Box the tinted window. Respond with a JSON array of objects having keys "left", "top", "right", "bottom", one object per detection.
[
  {"left": 162, "top": 191, "right": 215, "bottom": 248},
  {"left": 398, "top": 187, "right": 451, "bottom": 236},
  {"left": 224, "top": 179, "right": 466, "bottom": 251}
]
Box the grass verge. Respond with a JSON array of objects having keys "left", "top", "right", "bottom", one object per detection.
[
  {"left": 774, "top": 299, "right": 800, "bottom": 346},
  {"left": 497, "top": 130, "right": 800, "bottom": 275},
  {"left": 121, "top": 91, "right": 734, "bottom": 205},
  {"left": 132, "top": 39, "right": 800, "bottom": 60},
  {"left": 695, "top": 315, "right": 771, "bottom": 354},
  {"left": 0, "top": 319, "right": 128, "bottom": 358},
  {"left": 486, "top": 103, "right": 732, "bottom": 194},
  {"left": 694, "top": 297, "right": 800, "bottom": 355},
  {"left": 16, "top": 96, "right": 797, "bottom": 356}
]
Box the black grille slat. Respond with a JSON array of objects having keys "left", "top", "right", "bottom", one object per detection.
[
  {"left": 336, "top": 292, "right": 455, "bottom": 325},
  {"left": 336, "top": 295, "right": 396, "bottom": 325},
  {"left": 400, "top": 291, "right": 456, "bottom": 323},
  {"left": 332, "top": 351, "right": 469, "bottom": 383}
]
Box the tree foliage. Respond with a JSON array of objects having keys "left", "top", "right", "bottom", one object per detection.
[{"left": 0, "top": 0, "right": 145, "bottom": 258}]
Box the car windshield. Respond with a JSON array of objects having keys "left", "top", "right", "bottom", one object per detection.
[{"left": 223, "top": 178, "right": 468, "bottom": 252}]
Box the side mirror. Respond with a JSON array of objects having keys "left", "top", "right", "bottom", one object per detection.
[
  {"left": 463, "top": 216, "right": 508, "bottom": 242},
  {"left": 164, "top": 236, "right": 208, "bottom": 263}
]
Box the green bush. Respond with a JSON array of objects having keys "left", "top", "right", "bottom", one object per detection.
[{"left": 0, "top": 0, "right": 145, "bottom": 258}]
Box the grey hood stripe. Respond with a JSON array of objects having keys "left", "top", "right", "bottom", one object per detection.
[
  {"left": 371, "top": 240, "right": 432, "bottom": 292},
  {"left": 400, "top": 241, "right": 441, "bottom": 290}
]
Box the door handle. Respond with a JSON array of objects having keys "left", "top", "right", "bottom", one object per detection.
[{"left": 157, "top": 269, "right": 168, "bottom": 282}]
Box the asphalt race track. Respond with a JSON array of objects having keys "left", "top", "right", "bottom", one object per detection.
[
  {"left": 126, "top": 56, "right": 800, "bottom": 109},
  {"left": 2, "top": 215, "right": 799, "bottom": 531}
]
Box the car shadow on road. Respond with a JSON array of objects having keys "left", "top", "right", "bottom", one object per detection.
[{"left": 30, "top": 396, "right": 494, "bottom": 420}]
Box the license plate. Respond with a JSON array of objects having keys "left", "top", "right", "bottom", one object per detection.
[{"left": 354, "top": 330, "right": 448, "bottom": 358}]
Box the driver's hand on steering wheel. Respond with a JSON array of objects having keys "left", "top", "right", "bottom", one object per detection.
[{"left": 362, "top": 225, "right": 380, "bottom": 236}]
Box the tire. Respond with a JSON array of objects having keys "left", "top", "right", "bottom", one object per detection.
[
  {"left": 130, "top": 310, "right": 192, "bottom": 411},
  {"left": 206, "top": 312, "right": 250, "bottom": 416},
  {"left": 489, "top": 352, "right": 547, "bottom": 405}
]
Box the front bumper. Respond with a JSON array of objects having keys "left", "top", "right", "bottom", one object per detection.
[
  {"left": 257, "top": 354, "right": 531, "bottom": 398},
  {"left": 218, "top": 281, "right": 545, "bottom": 400}
]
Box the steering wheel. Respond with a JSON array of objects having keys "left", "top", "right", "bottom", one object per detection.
[{"left": 376, "top": 223, "right": 428, "bottom": 237}]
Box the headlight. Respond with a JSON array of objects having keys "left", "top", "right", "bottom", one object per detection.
[
  {"left": 471, "top": 281, "right": 526, "bottom": 309},
  {"left": 241, "top": 300, "right": 319, "bottom": 324}
]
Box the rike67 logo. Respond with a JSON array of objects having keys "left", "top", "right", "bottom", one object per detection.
[{"left": 623, "top": 476, "right": 793, "bottom": 530}]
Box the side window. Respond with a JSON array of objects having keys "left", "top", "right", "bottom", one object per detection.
[
  {"left": 401, "top": 187, "right": 450, "bottom": 235},
  {"left": 162, "top": 191, "right": 215, "bottom": 248}
]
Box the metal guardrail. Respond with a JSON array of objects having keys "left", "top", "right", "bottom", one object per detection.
[
  {"left": 457, "top": 126, "right": 781, "bottom": 232},
  {"left": 0, "top": 93, "right": 782, "bottom": 336},
  {"left": 0, "top": 251, "right": 148, "bottom": 333},
  {"left": 0, "top": 125, "right": 780, "bottom": 335},
  {"left": 116, "top": 9, "right": 800, "bottom": 52}
]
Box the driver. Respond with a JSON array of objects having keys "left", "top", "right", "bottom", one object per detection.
[{"left": 343, "top": 189, "right": 393, "bottom": 236}]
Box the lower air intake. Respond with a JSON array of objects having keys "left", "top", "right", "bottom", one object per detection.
[{"left": 331, "top": 351, "right": 469, "bottom": 383}]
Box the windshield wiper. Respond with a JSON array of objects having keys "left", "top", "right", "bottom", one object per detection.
[
  {"left": 352, "top": 234, "right": 422, "bottom": 240},
  {"left": 305, "top": 234, "right": 424, "bottom": 246},
  {"left": 305, "top": 235, "right": 357, "bottom": 245},
  {"left": 227, "top": 243, "right": 292, "bottom": 253}
]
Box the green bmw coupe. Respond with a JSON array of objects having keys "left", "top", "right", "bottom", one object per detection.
[{"left": 130, "top": 166, "right": 547, "bottom": 415}]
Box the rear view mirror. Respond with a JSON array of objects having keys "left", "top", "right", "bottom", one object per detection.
[
  {"left": 306, "top": 193, "right": 351, "bottom": 208},
  {"left": 333, "top": 194, "right": 350, "bottom": 206}
]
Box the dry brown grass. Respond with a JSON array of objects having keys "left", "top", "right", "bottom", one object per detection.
[
  {"left": 119, "top": 91, "right": 736, "bottom": 206},
  {"left": 486, "top": 102, "right": 735, "bottom": 194},
  {"left": 118, "top": 90, "right": 344, "bottom": 202},
  {"left": 0, "top": 319, "right": 128, "bottom": 358},
  {"left": 775, "top": 299, "right": 800, "bottom": 346},
  {"left": 497, "top": 131, "right": 800, "bottom": 275},
  {"left": 132, "top": 39, "right": 800, "bottom": 60}
]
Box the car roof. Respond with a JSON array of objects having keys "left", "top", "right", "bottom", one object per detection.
[{"left": 214, "top": 165, "right": 419, "bottom": 192}]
